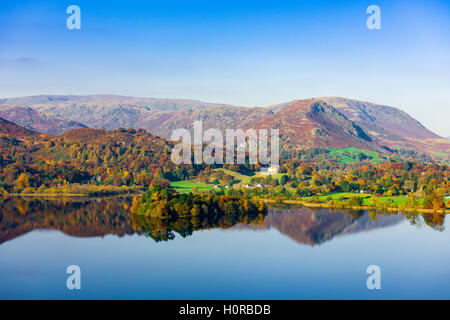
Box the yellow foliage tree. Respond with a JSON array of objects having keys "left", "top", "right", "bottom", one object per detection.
[{"left": 16, "top": 173, "right": 30, "bottom": 191}]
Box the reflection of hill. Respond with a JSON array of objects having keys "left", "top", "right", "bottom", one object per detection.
[
  {"left": 0, "top": 198, "right": 443, "bottom": 246},
  {"left": 236, "top": 206, "right": 405, "bottom": 246},
  {"left": 0, "top": 197, "right": 136, "bottom": 245},
  {"left": 0, "top": 197, "right": 265, "bottom": 245},
  {"left": 133, "top": 211, "right": 265, "bottom": 242}
]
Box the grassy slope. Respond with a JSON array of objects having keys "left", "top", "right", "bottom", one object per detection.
[
  {"left": 329, "top": 147, "right": 382, "bottom": 164},
  {"left": 302, "top": 192, "right": 407, "bottom": 206},
  {"left": 213, "top": 168, "right": 286, "bottom": 185},
  {"left": 170, "top": 181, "right": 215, "bottom": 194},
  {"left": 170, "top": 169, "right": 287, "bottom": 193}
]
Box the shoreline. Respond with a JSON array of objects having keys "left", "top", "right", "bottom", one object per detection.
[
  {"left": 1, "top": 193, "right": 141, "bottom": 197},
  {"left": 2, "top": 193, "right": 448, "bottom": 214},
  {"left": 264, "top": 199, "right": 450, "bottom": 214}
]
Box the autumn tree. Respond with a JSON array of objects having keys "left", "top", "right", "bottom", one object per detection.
[{"left": 16, "top": 173, "right": 30, "bottom": 191}]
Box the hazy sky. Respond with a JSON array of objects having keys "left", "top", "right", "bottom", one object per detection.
[{"left": 1, "top": 0, "right": 449, "bottom": 136}]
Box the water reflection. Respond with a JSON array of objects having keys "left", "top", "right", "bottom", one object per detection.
[
  {"left": 0, "top": 197, "right": 446, "bottom": 246},
  {"left": 134, "top": 210, "right": 265, "bottom": 242},
  {"left": 0, "top": 197, "right": 136, "bottom": 244},
  {"left": 239, "top": 206, "right": 406, "bottom": 245}
]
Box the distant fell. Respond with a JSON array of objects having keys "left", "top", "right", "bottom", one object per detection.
[{"left": 1, "top": 94, "right": 448, "bottom": 159}]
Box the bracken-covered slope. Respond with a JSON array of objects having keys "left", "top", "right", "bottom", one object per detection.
[
  {"left": 269, "top": 97, "right": 449, "bottom": 155},
  {"left": 319, "top": 97, "right": 439, "bottom": 140},
  {"left": 0, "top": 117, "right": 38, "bottom": 137},
  {"left": 255, "top": 99, "right": 383, "bottom": 151}
]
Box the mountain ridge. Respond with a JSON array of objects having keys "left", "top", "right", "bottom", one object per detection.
[{"left": 1, "top": 94, "right": 448, "bottom": 158}]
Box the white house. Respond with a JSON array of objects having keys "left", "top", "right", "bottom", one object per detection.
[{"left": 260, "top": 166, "right": 278, "bottom": 175}]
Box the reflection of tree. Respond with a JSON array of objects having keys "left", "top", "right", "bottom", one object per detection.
[
  {"left": 129, "top": 185, "right": 268, "bottom": 242},
  {"left": 346, "top": 209, "right": 365, "bottom": 219},
  {"left": 422, "top": 213, "right": 445, "bottom": 231},
  {"left": 406, "top": 212, "right": 421, "bottom": 227},
  {"left": 0, "top": 197, "right": 446, "bottom": 247},
  {"left": 405, "top": 212, "right": 446, "bottom": 231},
  {"left": 131, "top": 210, "right": 266, "bottom": 242},
  {"left": 0, "top": 196, "right": 267, "bottom": 244},
  {"left": 133, "top": 216, "right": 176, "bottom": 242},
  {"left": 0, "top": 197, "right": 136, "bottom": 244}
]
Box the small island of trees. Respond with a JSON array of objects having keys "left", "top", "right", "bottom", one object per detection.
[{"left": 131, "top": 185, "right": 267, "bottom": 219}]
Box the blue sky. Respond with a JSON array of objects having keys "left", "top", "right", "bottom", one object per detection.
[{"left": 1, "top": 0, "right": 449, "bottom": 135}]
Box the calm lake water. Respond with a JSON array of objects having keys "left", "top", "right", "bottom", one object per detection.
[{"left": 0, "top": 197, "right": 449, "bottom": 299}]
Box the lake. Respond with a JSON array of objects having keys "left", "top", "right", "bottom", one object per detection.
[{"left": 0, "top": 196, "right": 449, "bottom": 299}]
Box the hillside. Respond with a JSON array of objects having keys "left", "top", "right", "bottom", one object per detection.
[
  {"left": 0, "top": 94, "right": 234, "bottom": 131},
  {"left": 269, "top": 97, "right": 449, "bottom": 155},
  {"left": 254, "top": 99, "right": 383, "bottom": 152},
  {"left": 134, "top": 106, "right": 270, "bottom": 138},
  {"left": 1, "top": 94, "right": 448, "bottom": 159},
  {"left": 319, "top": 97, "right": 439, "bottom": 140},
  {"left": 0, "top": 105, "right": 87, "bottom": 134},
  {"left": 0, "top": 117, "right": 38, "bottom": 137},
  {"left": 0, "top": 122, "right": 185, "bottom": 193}
]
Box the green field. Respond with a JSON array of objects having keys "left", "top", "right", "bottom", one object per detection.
[
  {"left": 302, "top": 192, "right": 407, "bottom": 206},
  {"left": 170, "top": 168, "right": 287, "bottom": 193},
  {"left": 213, "top": 168, "right": 286, "bottom": 186},
  {"left": 213, "top": 168, "right": 253, "bottom": 185},
  {"left": 170, "top": 181, "right": 215, "bottom": 194},
  {"left": 329, "top": 147, "right": 382, "bottom": 164}
]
